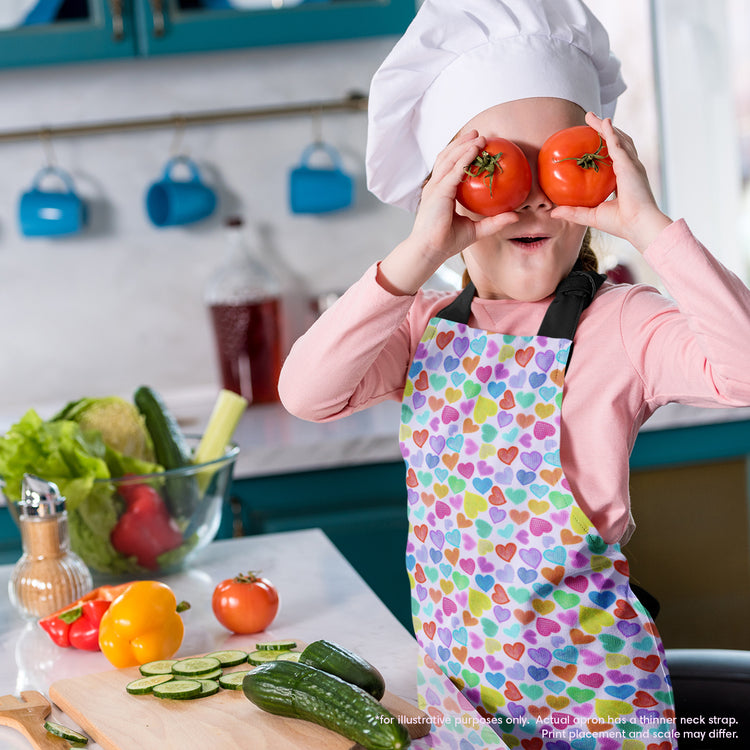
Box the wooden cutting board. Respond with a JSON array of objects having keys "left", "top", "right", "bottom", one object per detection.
[{"left": 49, "top": 646, "right": 431, "bottom": 750}]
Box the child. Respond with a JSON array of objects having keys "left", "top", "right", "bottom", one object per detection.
[{"left": 279, "top": 0, "right": 750, "bottom": 746}]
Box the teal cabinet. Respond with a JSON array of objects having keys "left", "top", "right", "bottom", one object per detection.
[
  {"left": 231, "top": 461, "right": 413, "bottom": 633},
  {"left": 0, "top": 0, "right": 415, "bottom": 69}
]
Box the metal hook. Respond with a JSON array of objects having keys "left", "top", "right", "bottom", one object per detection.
[
  {"left": 39, "top": 128, "right": 57, "bottom": 167},
  {"left": 311, "top": 105, "right": 324, "bottom": 145},
  {"left": 169, "top": 115, "right": 188, "bottom": 158}
]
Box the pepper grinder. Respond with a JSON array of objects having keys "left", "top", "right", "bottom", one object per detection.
[{"left": 8, "top": 474, "right": 92, "bottom": 619}]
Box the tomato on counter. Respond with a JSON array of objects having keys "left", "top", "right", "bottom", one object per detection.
[{"left": 212, "top": 572, "right": 279, "bottom": 634}]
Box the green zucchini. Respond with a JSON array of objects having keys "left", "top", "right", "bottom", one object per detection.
[
  {"left": 134, "top": 385, "right": 199, "bottom": 520},
  {"left": 243, "top": 661, "right": 410, "bottom": 750},
  {"left": 299, "top": 639, "right": 385, "bottom": 700}
]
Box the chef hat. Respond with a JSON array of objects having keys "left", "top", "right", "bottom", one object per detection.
[{"left": 366, "top": 0, "right": 626, "bottom": 211}]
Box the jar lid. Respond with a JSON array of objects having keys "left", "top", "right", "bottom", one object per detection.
[{"left": 19, "top": 474, "right": 66, "bottom": 517}]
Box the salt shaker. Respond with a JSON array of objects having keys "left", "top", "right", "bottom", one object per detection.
[{"left": 8, "top": 474, "right": 92, "bottom": 619}]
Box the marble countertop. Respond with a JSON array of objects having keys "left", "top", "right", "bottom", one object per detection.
[
  {"left": 3, "top": 386, "right": 750, "bottom": 481},
  {"left": 0, "top": 528, "right": 419, "bottom": 750}
]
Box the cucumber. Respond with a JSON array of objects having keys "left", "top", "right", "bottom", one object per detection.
[
  {"left": 140, "top": 659, "right": 178, "bottom": 676},
  {"left": 248, "top": 649, "right": 288, "bottom": 666},
  {"left": 205, "top": 649, "right": 249, "bottom": 667},
  {"left": 219, "top": 670, "right": 253, "bottom": 690},
  {"left": 188, "top": 679, "right": 220, "bottom": 699},
  {"left": 134, "top": 385, "right": 199, "bottom": 520},
  {"left": 276, "top": 651, "right": 301, "bottom": 662},
  {"left": 44, "top": 721, "right": 88, "bottom": 744},
  {"left": 152, "top": 679, "right": 203, "bottom": 700},
  {"left": 243, "top": 661, "right": 410, "bottom": 750},
  {"left": 126, "top": 674, "right": 175, "bottom": 695},
  {"left": 299, "top": 639, "right": 385, "bottom": 700},
  {"left": 255, "top": 639, "right": 297, "bottom": 651},
  {"left": 172, "top": 656, "right": 222, "bottom": 676}
]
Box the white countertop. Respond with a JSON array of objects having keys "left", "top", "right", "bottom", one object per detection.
[
  {"left": 0, "top": 528, "right": 420, "bottom": 750},
  {"left": 3, "top": 387, "right": 750, "bottom": 481}
]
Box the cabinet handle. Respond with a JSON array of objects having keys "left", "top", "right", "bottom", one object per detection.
[
  {"left": 148, "top": 0, "right": 166, "bottom": 37},
  {"left": 108, "top": 0, "right": 124, "bottom": 41}
]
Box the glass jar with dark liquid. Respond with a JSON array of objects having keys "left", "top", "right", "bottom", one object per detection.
[{"left": 206, "top": 217, "right": 283, "bottom": 404}]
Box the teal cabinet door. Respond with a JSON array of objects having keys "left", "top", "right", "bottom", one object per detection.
[
  {"left": 0, "top": 1, "right": 136, "bottom": 69},
  {"left": 135, "top": 0, "right": 416, "bottom": 57}
]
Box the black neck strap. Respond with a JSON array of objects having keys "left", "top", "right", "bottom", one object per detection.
[{"left": 435, "top": 268, "right": 606, "bottom": 368}]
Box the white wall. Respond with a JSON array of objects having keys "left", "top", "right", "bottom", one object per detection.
[
  {"left": 0, "top": 2, "right": 659, "bottom": 418},
  {"left": 0, "top": 38, "right": 414, "bottom": 415}
]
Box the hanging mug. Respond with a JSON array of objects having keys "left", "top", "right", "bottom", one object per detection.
[
  {"left": 289, "top": 142, "right": 354, "bottom": 214},
  {"left": 18, "top": 166, "right": 88, "bottom": 238},
  {"left": 146, "top": 155, "right": 217, "bottom": 227}
]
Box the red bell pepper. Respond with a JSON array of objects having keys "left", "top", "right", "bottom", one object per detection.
[
  {"left": 110, "top": 484, "right": 183, "bottom": 570},
  {"left": 38, "top": 582, "right": 132, "bottom": 651}
]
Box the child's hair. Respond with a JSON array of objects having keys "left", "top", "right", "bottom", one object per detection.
[{"left": 460, "top": 227, "right": 598, "bottom": 288}]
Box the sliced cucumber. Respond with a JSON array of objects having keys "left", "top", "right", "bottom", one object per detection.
[
  {"left": 172, "top": 656, "right": 222, "bottom": 676},
  {"left": 193, "top": 667, "right": 223, "bottom": 681},
  {"left": 219, "top": 670, "right": 254, "bottom": 690},
  {"left": 247, "top": 650, "right": 289, "bottom": 666},
  {"left": 126, "top": 674, "right": 175, "bottom": 695},
  {"left": 152, "top": 679, "right": 203, "bottom": 700},
  {"left": 255, "top": 639, "right": 297, "bottom": 652},
  {"left": 44, "top": 721, "right": 89, "bottom": 744},
  {"left": 276, "top": 651, "right": 301, "bottom": 662},
  {"left": 188, "top": 679, "right": 220, "bottom": 699},
  {"left": 205, "top": 649, "right": 249, "bottom": 667},
  {"left": 140, "top": 659, "right": 178, "bottom": 676}
]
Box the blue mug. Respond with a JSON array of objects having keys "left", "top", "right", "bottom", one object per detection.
[
  {"left": 18, "top": 166, "right": 87, "bottom": 238},
  {"left": 146, "top": 156, "right": 217, "bottom": 227},
  {"left": 289, "top": 142, "right": 354, "bottom": 214}
]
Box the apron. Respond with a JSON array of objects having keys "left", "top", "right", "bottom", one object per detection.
[{"left": 400, "top": 271, "right": 678, "bottom": 749}]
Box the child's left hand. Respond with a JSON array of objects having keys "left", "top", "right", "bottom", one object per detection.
[{"left": 550, "top": 113, "right": 671, "bottom": 253}]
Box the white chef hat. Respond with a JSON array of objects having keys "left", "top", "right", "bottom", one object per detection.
[{"left": 366, "top": 0, "right": 626, "bottom": 212}]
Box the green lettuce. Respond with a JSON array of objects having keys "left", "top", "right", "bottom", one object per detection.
[{"left": 0, "top": 409, "right": 163, "bottom": 573}]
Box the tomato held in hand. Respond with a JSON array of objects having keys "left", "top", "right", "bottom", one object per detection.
[
  {"left": 538, "top": 125, "right": 616, "bottom": 207},
  {"left": 456, "top": 138, "right": 532, "bottom": 216},
  {"left": 212, "top": 572, "right": 279, "bottom": 634}
]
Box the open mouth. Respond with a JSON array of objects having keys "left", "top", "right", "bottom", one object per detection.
[{"left": 510, "top": 235, "right": 550, "bottom": 247}]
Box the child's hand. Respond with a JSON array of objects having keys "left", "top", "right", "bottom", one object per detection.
[
  {"left": 378, "top": 131, "right": 519, "bottom": 295},
  {"left": 550, "top": 113, "right": 671, "bottom": 253}
]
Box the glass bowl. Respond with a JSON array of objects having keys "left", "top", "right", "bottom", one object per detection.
[{"left": 8, "top": 436, "right": 239, "bottom": 577}]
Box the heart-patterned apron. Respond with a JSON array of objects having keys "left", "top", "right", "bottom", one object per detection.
[{"left": 400, "top": 271, "right": 678, "bottom": 749}]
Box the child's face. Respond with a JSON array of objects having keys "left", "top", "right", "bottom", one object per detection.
[{"left": 458, "top": 97, "right": 589, "bottom": 301}]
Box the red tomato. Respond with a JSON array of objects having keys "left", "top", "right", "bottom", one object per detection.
[
  {"left": 211, "top": 572, "right": 279, "bottom": 634},
  {"left": 456, "top": 138, "right": 532, "bottom": 216},
  {"left": 538, "top": 125, "right": 616, "bottom": 207}
]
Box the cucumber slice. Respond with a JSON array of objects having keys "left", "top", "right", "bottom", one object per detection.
[
  {"left": 152, "top": 679, "right": 203, "bottom": 700},
  {"left": 247, "top": 650, "right": 289, "bottom": 666},
  {"left": 194, "top": 667, "right": 223, "bottom": 681},
  {"left": 172, "top": 656, "right": 222, "bottom": 676},
  {"left": 44, "top": 721, "right": 88, "bottom": 744},
  {"left": 204, "top": 649, "right": 249, "bottom": 667},
  {"left": 139, "top": 659, "right": 178, "bottom": 676},
  {"left": 188, "top": 679, "right": 220, "bottom": 699},
  {"left": 276, "top": 651, "right": 301, "bottom": 662},
  {"left": 218, "top": 670, "right": 253, "bottom": 690},
  {"left": 255, "top": 639, "right": 297, "bottom": 652},
  {"left": 126, "top": 674, "right": 175, "bottom": 695}
]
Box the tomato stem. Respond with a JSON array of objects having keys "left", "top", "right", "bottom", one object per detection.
[
  {"left": 463, "top": 150, "right": 504, "bottom": 197},
  {"left": 234, "top": 571, "right": 261, "bottom": 584},
  {"left": 554, "top": 135, "right": 611, "bottom": 172}
]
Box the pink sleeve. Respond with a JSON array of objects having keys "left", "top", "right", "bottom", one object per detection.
[
  {"left": 623, "top": 219, "right": 750, "bottom": 409},
  {"left": 278, "top": 263, "right": 418, "bottom": 422}
]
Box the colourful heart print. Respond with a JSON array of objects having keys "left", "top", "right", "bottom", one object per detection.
[{"left": 401, "top": 320, "right": 677, "bottom": 748}]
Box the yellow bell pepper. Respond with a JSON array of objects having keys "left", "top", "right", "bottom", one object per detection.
[{"left": 98, "top": 580, "right": 189, "bottom": 668}]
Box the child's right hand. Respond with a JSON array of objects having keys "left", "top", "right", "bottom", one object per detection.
[{"left": 378, "top": 130, "right": 520, "bottom": 296}]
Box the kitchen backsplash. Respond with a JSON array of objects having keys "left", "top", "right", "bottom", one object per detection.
[{"left": 0, "top": 2, "right": 657, "bottom": 417}]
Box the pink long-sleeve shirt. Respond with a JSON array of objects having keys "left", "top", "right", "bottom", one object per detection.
[{"left": 279, "top": 220, "right": 750, "bottom": 544}]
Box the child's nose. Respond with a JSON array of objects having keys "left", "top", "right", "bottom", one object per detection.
[{"left": 518, "top": 155, "right": 554, "bottom": 212}]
